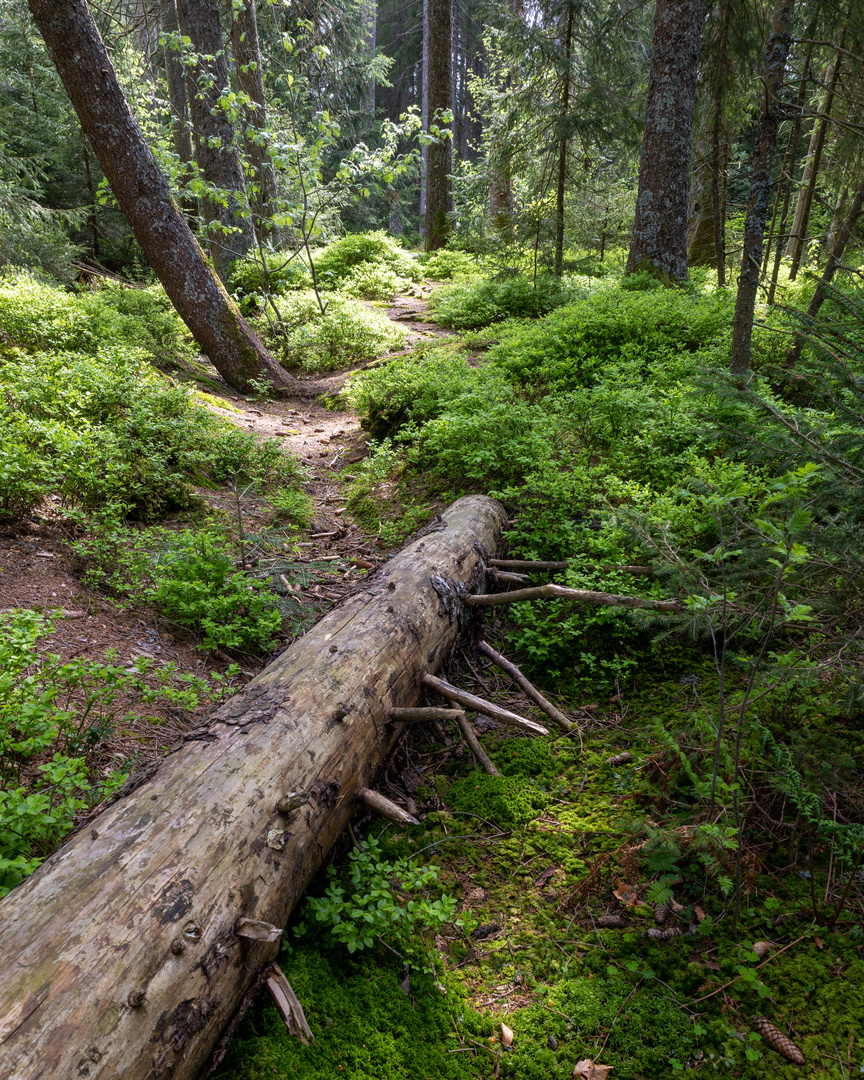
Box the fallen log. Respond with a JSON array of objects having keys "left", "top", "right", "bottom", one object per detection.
[
  {"left": 0, "top": 494, "right": 507, "bottom": 1080},
  {"left": 465, "top": 583, "right": 682, "bottom": 613}
]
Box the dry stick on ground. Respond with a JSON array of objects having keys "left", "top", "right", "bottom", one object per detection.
[
  {"left": 490, "top": 559, "right": 654, "bottom": 575},
  {"left": 447, "top": 709, "right": 502, "bottom": 776},
  {"left": 685, "top": 935, "right": 807, "bottom": 1008},
  {"left": 477, "top": 641, "right": 575, "bottom": 735},
  {"left": 421, "top": 674, "right": 549, "bottom": 736},
  {"left": 465, "top": 584, "right": 682, "bottom": 613},
  {"left": 0, "top": 495, "right": 506, "bottom": 1080},
  {"left": 265, "top": 965, "right": 314, "bottom": 1045}
]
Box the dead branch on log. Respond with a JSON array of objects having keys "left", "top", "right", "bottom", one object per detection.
[
  {"left": 358, "top": 787, "right": 420, "bottom": 826},
  {"left": 490, "top": 559, "right": 654, "bottom": 575},
  {"left": 388, "top": 706, "right": 461, "bottom": 724},
  {"left": 465, "top": 584, "right": 681, "bottom": 613},
  {"left": 421, "top": 673, "right": 549, "bottom": 736},
  {"left": 486, "top": 567, "right": 529, "bottom": 584},
  {"left": 449, "top": 711, "right": 501, "bottom": 776},
  {"left": 477, "top": 641, "right": 574, "bottom": 734},
  {"left": 265, "top": 965, "right": 314, "bottom": 1045}
]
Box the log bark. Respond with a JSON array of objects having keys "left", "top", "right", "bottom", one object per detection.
[
  {"left": 0, "top": 494, "right": 506, "bottom": 1080},
  {"left": 27, "top": 0, "right": 297, "bottom": 397}
]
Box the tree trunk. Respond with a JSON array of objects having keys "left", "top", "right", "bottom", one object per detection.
[
  {"left": 553, "top": 1, "right": 575, "bottom": 277},
  {"left": 785, "top": 173, "right": 864, "bottom": 365},
  {"left": 230, "top": 0, "right": 277, "bottom": 237},
  {"left": 423, "top": 0, "right": 452, "bottom": 250},
  {"left": 176, "top": 0, "right": 253, "bottom": 282},
  {"left": 728, "top": 0, "right": 794, "bottom": 376},
  {"left": 626, "top": 0, "right": 704, "bottom": 283},
  {"left": 28, "top": 0, "right": 297, "bottom": 396},
  {"left": 785, "top": 44, "right": 843, "bottom": 280},
  {"left": 0, "top": 495, "right": 507, "bottom": 1080},
  {"left": 161, "top": 0, "right": 194, "bottom": 170}
]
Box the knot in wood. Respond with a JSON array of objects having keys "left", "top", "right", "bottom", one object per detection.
[
  {"left": 276, "top": 791, "right": 310, "bottom": 815},
  {"left": 127, "top": 989, "right": 147, "bottom": 1008},
  {"left": 170, "top": 938, "right": 186, "bottom": 955}
]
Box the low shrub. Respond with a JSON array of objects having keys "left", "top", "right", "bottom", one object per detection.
[
  {"left": 274, "top": 294, "right": 407, "bottom": 371},
  {"left": 337, "top": 262, "right": 407, "bottom": 300},
  {"left": 271, "top": 487, "right": 316, "bottom": 527},
  {"left": 430, "top": 273, "right": 594, "bottom": 329},
  {"left": 228, "top": 250, "right": 309, "bottom": 309},
  {"left": 313, "top": 230, "right": 417, "bottom": 287},
  {"left": 417, "top": 248, "right": 483, "bottom": 280}
]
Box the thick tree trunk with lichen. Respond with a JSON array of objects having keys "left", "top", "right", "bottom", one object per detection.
[
  {"left": 0, "top": 495, "right": 507, "bottom": 1080},
  {"left": 176, "top": 0, "right": 254, "bottom": 282},
  {"left": 27, "top": 0, "right": 294, "bottom": 396},
  {"left": 626, "top": 0, "right": 704, "bottom": 283},
  {"left": 424, "top": 0, "right": 452, "bottom": 250},
  {"left": 729, "top": 0, "right": 794, "bottom": 376}
]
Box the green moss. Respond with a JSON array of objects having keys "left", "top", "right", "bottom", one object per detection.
[
  {"left": 494, "top": 737, "right": 557, "bottom": 783},
  {"left": 213, "top": 946, "right": 494, "bottom": 1080},
  {"left": 448, "top": 773, "right": 548, "bottom": 824}
]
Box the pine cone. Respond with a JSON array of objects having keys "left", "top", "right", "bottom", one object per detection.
[
  {"left": 646, "top": 925, "right": 682, "bottom": 940},
  {"left": 607, "top": 751, "right": 633, "bottom": 767},
  {"left": 595, "top": 915, "right": 624, "bottom": 928},
  {"left": 654, "top": 903, "right": 670, "bottom": 925},
  {"left": 752, "top": 1017, "right": 805, "bottom": 1065}
]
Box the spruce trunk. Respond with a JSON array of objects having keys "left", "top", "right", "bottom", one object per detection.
[
  {"left": 0, "top": 495, "right": 507, "bottom": 1080},
  {"left": 27, "top": 0, "right": 296, "bottom": 397}
]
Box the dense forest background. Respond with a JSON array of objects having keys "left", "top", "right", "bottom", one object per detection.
[{"left": 2, "top": 0, "right": 864, "bottom": 1077}]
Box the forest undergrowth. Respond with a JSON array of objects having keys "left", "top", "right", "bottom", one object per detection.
[
  {"left": 1, "top": 236, "right": 863, "bottom": 1078},
  {"left": 214, "top": 241, "right": 864, "bottom": 1079}
]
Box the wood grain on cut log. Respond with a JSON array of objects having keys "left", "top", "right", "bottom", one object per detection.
[{"left": 0, "top": 494, "right": 507, "bottom": 1080}]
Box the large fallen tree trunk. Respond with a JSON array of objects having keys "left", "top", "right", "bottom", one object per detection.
[{"left": 0, "top": 495, "right": 507, "bottom": 1080}]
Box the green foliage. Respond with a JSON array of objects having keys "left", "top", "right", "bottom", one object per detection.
[
  {"left": 417, "top": 247, "right": 484, "bottom": 280},
  {"left": 271, "top": 487, "right": 316, "bottom": 527},
  {"left": 488, "top": 285, "right": 734, "bottom": 392},
  {"left": 228, "top": 250, "right": 309, "bottom": 310},
  {"left": 448, "top": 772, "right": 548, "bottom": 824},
  {"left": 337, "top": 261, "right": 407, "bottom": 300},
  {"left": 272, "top": 293, "right": 407, "bottom": 371},
  {"left": 313, "top": 231, "right": 417, "bottom": 288},
  {"left": 76, "top": 522, "right": 282, "bottom": 653},
  {"left": 0, "top": 609, "right": 224, "bottom": 895},
  {"left": 300, "top": 837, "right": 455, "bottom": 959},
  {"left": 431, "top": 273, "right": 593, "bottom": 329}
]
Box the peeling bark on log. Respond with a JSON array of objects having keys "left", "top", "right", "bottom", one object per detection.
[{"left": 0, "top": 494, "right": 506, "bottom": 1080}]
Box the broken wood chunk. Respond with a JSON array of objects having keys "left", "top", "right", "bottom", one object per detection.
[
  {"left": 388, "top": 706, "right": 461, "bottom": 724},
  {"left": 465, "top": 584, "right": 680, "bottom": 612},
  {"left": 235, "top": 918, "right": 283, "bottom": 943},
  {"left": 357, "top": 787, "right": 420, "bottom": 826},
  {"left": 606, "top": 751, "right": 633, "bottom": 767},
  {"left": 450, "top": 710, "right": 501, "bottom": 776},
  {"left": 265, "top": 965, "right": 314, "bottom": 1046},
  {"left": 275, "top": 791, "right": 310, "bottom": 815},
  {"left": 477, "top": 641, "right": 573, "bottom": 732},
  {"left": 421, "top": 673, "right": 549, "bottom": 736}
]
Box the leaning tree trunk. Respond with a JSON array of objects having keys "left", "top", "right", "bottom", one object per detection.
[
  {"left": 176, "top": 0, "right": 254, "bottom": 282},
  {"left": 625, "top": 0, "right": 704, "bottom": 283},
  {"left": 27, "top": 0, "right": 297, "bottom": 397},
  {"left": 423, "top": 0, "right": 452, "bottom": 250},
  {"left": 728, "top": 0, "right": 794, "bottom": 376},
  {"left": 230, "top": 0, "right": 277, "bottom": 237},
  {"left": 0, "top": 495, "right": 507, "bottom": 1080}
]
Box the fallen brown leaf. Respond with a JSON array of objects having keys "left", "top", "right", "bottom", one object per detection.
[
  {"left": 613, "top": 880, "right": 639, "bottom": 908},
  {"left": 500, "top": 1023, "right": 514, "bottom": 1048},
  {"left": 573, "top": 1059, "right": 613, "bottom": 1079}
]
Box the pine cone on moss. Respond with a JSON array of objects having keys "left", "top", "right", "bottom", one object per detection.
[{"left": 752, "top": 1017, "right": 805, "bottom": 1065}]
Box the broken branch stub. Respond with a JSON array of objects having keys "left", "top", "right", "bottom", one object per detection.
[
  {"left": 357, "top": 787, "right": 420, "bottom": 827},
  {"left": 265, "top": 965, "right": 314, "bottom": 1046},
  {"left": 421, "top": 673, "right": 549, "bottom": 736},
  {"left": 450, "top": 711, "right": 501, "bottom": 776},
  {"left": 388, "top": 706, "right": 460, "bottom": 724},
  {"left": 465, "top": 583, "right": 681, "bottom": 613},
  {"left": 0, "top": 494, "right": 507, "bottom": 1080},
  {"left": 489, "top": 558, "right": 653, "bottom": 575}
]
